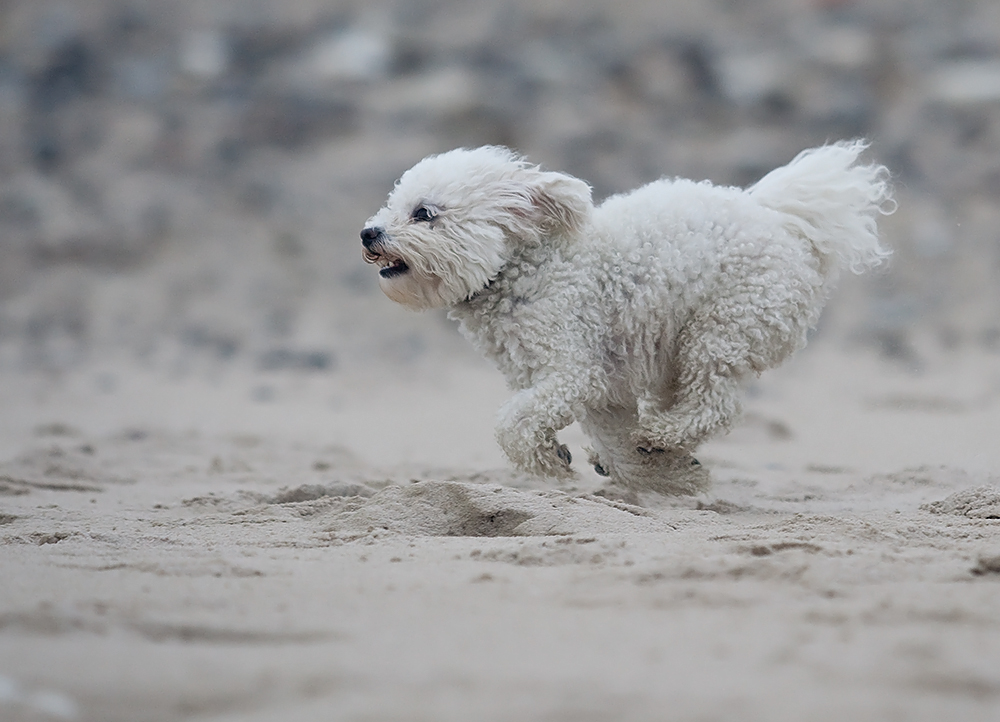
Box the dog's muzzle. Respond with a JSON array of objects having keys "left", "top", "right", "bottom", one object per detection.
[{"left": 361, "top": 226, "right": 409, "bottom": 279}]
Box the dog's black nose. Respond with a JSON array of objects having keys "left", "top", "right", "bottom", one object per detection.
[{"left": 360, "top": 227, "right": 383, "bottom": 248}]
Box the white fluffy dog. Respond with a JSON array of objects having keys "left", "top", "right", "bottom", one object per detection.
[{"left": 362, "top": 141, "right": 893, "bottom": 494}]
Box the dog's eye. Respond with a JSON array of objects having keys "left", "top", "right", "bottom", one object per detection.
[{"left": 411, "top": 206, "right": 435, "bottom": 223}]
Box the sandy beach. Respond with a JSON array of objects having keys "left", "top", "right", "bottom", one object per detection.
[{"left": 3, "top": 337, "right": 1000, "bottom": 721}]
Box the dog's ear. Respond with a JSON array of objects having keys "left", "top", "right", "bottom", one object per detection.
[
  {"left": 528, "top": 171, "right": 592, "bottom": 237},
  {"left": 503, "top": 169, "right": 592, "bottom": 241}
]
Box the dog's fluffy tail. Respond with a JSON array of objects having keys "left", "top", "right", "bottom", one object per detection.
[{"left": 749, "top": 140, "right": 894, "bottom": 273}]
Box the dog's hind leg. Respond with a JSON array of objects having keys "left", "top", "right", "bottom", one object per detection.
[
  {"left": 636, "top": 272, "right": 818, "bottom": 452},
  {"left": 635, "top": 251, "right": 820, "bottom": 453},
  {"left": 634, "top": 309, "right": 758, "bottom": 452},
  {"left": 635, "top": 375, "right": 742, "bottom": 453}
]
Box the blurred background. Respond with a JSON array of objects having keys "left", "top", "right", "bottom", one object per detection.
[{"left": 0, "top": 0, "right": 998, "bottom": 383}]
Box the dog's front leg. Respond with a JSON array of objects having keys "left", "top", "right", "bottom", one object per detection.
[{"left": 495, "top": 373, "right": 587, "bottom": 480}]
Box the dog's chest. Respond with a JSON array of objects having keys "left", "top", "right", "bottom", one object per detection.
[
  {"left": 455, "top": 309, "right": 543, "bottom": 389},
  {"left": 452, "top": 274, "right": 581, "bottom": 390}
]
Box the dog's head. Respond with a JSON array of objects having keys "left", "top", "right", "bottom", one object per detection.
[{"left": 361, "top": 146, "right": 592, "bottom": 309}]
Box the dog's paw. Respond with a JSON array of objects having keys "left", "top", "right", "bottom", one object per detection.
[
  {"left": 586, "top": 447, "right": 610, "bottom": 477},
  {"left": 633, "top": 412, "right": 702, "bottom": 453},
  {"left": 635, "top": 404, "right": 680, "bottom": 449},
  {"left": 632, "top": 429, "right": 683, "bottom": 455},
  {"left": 524, "top": 436, "right": 574, "bottom": 479},
  {"left": 543, "top": 443, "right": 576, "bottom": 480},
  {"left": 507, "top": 441, "right": 574, "bottom": 480},
  {"left": 496, "top": 426, "right": 575, "bottom": 480}
]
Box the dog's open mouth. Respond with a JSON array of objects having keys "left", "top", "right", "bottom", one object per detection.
[{"left": 363, "top": 248, "right": 410, "bottom": 279}]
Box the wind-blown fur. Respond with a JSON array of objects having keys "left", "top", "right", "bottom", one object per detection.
[{"left": 362, "top": 141, "right": 893, "bottom": 494}]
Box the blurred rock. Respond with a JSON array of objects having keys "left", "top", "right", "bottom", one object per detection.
[
  {"left": 257, "top": 347, "right": 335, "bottom": 372},
  {"left": 30, "top": 37, "right": 99, "bottom": 112},
  {"left": 715, "top": 51, "right": 792, "bottom": 108},
  {"left": 302, "top": 27, "right": 392, "bottom": 82},
  {"left": 926, "top": 61, "right": 1000, "bottom": 105},
  {"left": 181, "top": 30, "right": 230, "bottom": 80},
  {"left": 239, "top": 93, "right": 357, "bottom": 150},
  {"left": 798, "top": 22, "right": 876, "bottom": 71}
]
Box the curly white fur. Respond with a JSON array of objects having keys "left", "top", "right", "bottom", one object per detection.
[{"left": 362, "top": 141, "right": 893, "bottom": 494}]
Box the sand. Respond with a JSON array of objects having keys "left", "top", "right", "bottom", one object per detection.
[{"left": 2, "top": 339, "right": 1000, "bottom": 722}]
